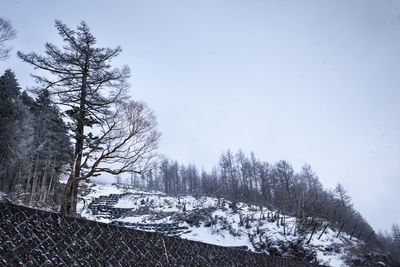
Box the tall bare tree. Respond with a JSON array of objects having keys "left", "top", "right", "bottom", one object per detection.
[{"left": 18, "top": 21, "right": 137, "bottom": 215}]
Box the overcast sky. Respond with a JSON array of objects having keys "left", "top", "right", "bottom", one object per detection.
[{"left": 1, "top": 0, "right": 399, "bottom": 232}]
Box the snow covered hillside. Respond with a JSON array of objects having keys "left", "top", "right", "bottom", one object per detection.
[{"left": 77, "top": 183, "right": 359, "bottom": 266}]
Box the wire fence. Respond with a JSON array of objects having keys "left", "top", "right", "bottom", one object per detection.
[{"left": 0, "top": 202, "right": 319, "bottom": 266}]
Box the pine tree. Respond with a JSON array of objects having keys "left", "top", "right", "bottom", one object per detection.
[
  {"left": 0, "top": 70, "right": 33, "bottom": 192},
  {"left": 392, "top": 224, "right": 400, "bottom": 248},
  {"left": 18, "top": 21, "right": 130, "bottom": 215},
  {"left": 23, "top": 89, "right": 72, "bottom": 204}
]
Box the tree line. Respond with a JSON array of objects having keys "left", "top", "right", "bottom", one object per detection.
[
  {"left": 131, "top": 151, "right": 400, "bottom": 260},
  {"left": 132, "top": 151, "right": 375, "bottom": 243}
]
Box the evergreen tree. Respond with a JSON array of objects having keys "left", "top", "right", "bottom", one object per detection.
[
  {"left": 23, "top": 89, "right": 72, "bottom": 203},
  {"left": 392, "top": 224, "right": 400, "bottom": 249},
  {"left": 0, "top": 70, "right": 33, "bottom": 192}
]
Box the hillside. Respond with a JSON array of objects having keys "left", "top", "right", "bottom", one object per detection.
[
  {"left": 1, "top": 202, "right": 314, "bottom": 266},
  {"left": 77, "top": 183, "right": 362, "bottom": 266}
]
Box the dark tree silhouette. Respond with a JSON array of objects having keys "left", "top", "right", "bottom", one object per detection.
[{"left": 18, "top": 21, "right": 131, "bottom": 215}]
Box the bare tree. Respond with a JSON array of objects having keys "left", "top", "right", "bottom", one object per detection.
[
  {"left": 18, "top": 21, "right": 131, "bottom": 215},
  {"left": 0, "top": 18, "right": 17, "bottom": 60},
  {"left": 61, "top": 100, "right": 160, "bottom": 215}
]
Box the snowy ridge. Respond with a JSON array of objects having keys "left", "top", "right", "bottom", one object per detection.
[{"left": 78, "top": 184, "right": 357, "bottom": 266}]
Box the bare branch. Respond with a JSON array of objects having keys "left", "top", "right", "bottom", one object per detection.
[
  {"left": 75, "top": 100, "right": 160, "bottom": 182},
  {"left": 0, "top": 17, "right": 17, "bottom": 60}
]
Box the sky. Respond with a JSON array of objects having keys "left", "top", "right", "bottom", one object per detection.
[{"left": 1, "top": 0, "right": 399, "bottom": 232}]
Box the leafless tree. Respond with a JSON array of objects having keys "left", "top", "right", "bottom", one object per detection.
[
  {"left": 0, "top": 18, "right": 16, "bottom": 60},
  {"left": 61, "top": 100, "right": 160, "bottom": 215}
]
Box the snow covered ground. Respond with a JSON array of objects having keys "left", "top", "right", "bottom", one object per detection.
[{"left": 77, "top": 183, "right": 356, "bottom": 266}]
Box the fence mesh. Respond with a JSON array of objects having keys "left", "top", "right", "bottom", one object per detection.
[{"left": 0, "top": 202, "right": 318, "bottom": 266}]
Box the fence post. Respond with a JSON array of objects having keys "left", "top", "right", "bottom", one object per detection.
[
  {"left": 307, "top": 223, "right": 318, "bottom": 244},
  {"left": 318, "top": 223, "right": 329, "bottom": 240},
  {"left": 283, "top": 215, "right": 286, "bottom": 235},
  {"left": 336, "top": 222, "right": 345, "bottom": 238}
]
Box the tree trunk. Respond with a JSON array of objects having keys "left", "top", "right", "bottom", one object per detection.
[
  {"left": 39, "top": 162, "right": 49, "bottom": 202},
  {"left": 46, "top": 164, "right": 55, "bottom": 202},
  {"left": 29, "top": 154, "right": 39, "bottom": 203},
  {"left": 61, "top": 174, "right": 78, "bottom": 215},
  {"left": 24, "top": 154, "right": 36, "bottom": 201},
  {"left": 60, "top": 66, "right": 88, "bottom": 216},
  {"left": 0, "top": 156, "right": 5, "bottom": 191}
]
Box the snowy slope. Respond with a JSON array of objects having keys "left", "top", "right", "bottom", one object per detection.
[{"left": 77, "top": 183, "right": 357, "bottom": 266}]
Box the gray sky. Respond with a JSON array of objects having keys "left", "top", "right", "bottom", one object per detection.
[{"left": 1, "top": 0, "right": 399, "bottom": 232}]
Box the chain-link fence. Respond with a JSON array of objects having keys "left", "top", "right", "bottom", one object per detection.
[{"left": 0, "top": 202, "right": 318, "bottom": 266}]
